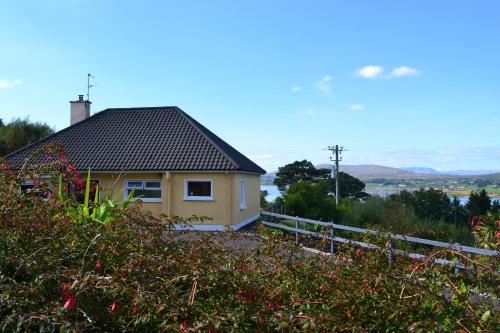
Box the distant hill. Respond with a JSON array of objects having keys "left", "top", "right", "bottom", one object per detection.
[
  {"left": 400, "top": 167, "right": 440, "bottom": 174},
  {"left": 316, "top": 164, "right": 413, "bottom": 180},
  {"left": 400, "top": 167, "right": 499, "bottom": 176},
  {"left": 261, "top": 163, "right": 500, "bottom": 184}
]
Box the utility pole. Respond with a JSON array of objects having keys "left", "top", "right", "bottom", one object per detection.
[{"left": 328, "top": 145, "right": 343, "bottom": 205}]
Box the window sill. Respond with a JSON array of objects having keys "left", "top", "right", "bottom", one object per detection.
[
  {"left": 130, "top": 199, "right": 162, "bottom": 203},
  {"left": 183, "top": 196, "right": 214, "bottom": 201}
]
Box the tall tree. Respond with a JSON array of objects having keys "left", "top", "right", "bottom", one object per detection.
[
  {"left": 466, "top": 190, "right": 491, "bottom": 217},
  {"left": 284, "top": 181, "right": 336, "bottom": 220},
  {"left": 0, "top": 118, "right": 54, "bottom": 156},
  {"left": 273, "top": 160, "right": 330, "bottom": 191},
  {"left": 325, "top": 172, "right": 369, "bottom": 199}
]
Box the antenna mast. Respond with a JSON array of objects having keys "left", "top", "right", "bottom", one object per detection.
[{"left": 87, "top": 73, "right": 95, "bottom": 101}]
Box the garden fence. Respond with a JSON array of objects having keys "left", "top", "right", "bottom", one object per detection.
[{"left": 260, "top": 211, "right": 499, "bottom": 272}]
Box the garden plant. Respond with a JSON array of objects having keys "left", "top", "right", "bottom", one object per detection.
[{"left": 0, "top": 145, "right": 499, "bottom": 332}]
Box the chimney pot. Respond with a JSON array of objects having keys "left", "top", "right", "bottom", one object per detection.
[{"left": 70, "top": 95, "right": 91, "bottom": 126}]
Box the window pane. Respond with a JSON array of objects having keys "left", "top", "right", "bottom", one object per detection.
[
  {"left": 133, "top": 189, "right": 162, "bottom": 199},
  {"left": 187, "top": 181, "right": 211, "bottom": 197},
  {"left": 145, "top": 181, "right": 161, "bottom": 188},
  {"left": 240, "top": 181, "right": 247, "bottom": 208},
  {"left": 127, "top": 181, "right": 144, "bottom": 189}
]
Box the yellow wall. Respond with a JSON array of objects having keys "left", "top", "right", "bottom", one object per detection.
[
  {"left": 91, "top": 171, "right": 261, "bottom": 227},
  {"left": 232, "top": 174, "right": 261, "bottom": 224},
  {"left": 93, "top": 172, "right": 164, "bottom": 216}
]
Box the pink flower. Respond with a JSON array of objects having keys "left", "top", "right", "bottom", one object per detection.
[
  {"left": 63, "top": 293, "right": 76, "bottom": 309},
  {"left": 496, "top": 231, "right": 500, "bottom": 238},
  {"left": 180, "top": 320, "right": 187, "bottom": 332},
  {"left": 111, "top": 300, "right": 118, "bottom": 314},
  {"left": 96, "top": 257, "right": 102, "bottom": 271}
]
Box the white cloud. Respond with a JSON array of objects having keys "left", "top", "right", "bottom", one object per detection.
[
  {"left": 0, "top": 79, "right": 22, "bottom": 89},
  {"left": 349, "top": 103, "right": 365, "bottom": 110},
  {"left": 317, "top": 75, "right": 332, "bottom": 96},
  {"left": 389, "top": 66, "right": 420, "bottom": 77},
  {"left": 291, "top": 86, "right": 301, "bottom": 92},
  {"left": 356, "top": 66, "right": 384, "bottom": 79},
  {"left": 297, "top": 108, "right": 314, "bottom": 117}
]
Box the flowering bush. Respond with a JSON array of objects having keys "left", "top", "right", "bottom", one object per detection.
[{"left": 0, "top": 146, "right": 499, "bottom": 331}]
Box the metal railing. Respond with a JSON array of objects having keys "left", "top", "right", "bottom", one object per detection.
[{"left": 261, "top": 211, "right": 499, "bottom": 270}]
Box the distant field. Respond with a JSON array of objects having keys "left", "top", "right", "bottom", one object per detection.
[{"left": 364, "top": 184, "right": 500, "bottom": 199}]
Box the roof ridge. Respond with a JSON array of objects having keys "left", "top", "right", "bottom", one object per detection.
[
  {"left": 175, "top": 107, "right": 241, "bottom": 170},
  {"left": 106, "top": 106, "right": 178, "bottom": 110},
  {"left": 4, "top": 108, "right": 111, "bottom": 159}
]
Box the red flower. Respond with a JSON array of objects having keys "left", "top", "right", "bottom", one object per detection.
[
  {"left": 208, "top": 327, "right": 216, "bottom": 333},
  {"left": 74, "top": 179, "right": 85, "bottom": 191},
  {"left": 180, "top": 320, "right": 187, "bottom": 332},
  {"left": 111, "top": 300, "right": 118, "bottom": 314},
  {"left": 17, "top": 202, "right": 24, "bottom": 209},
  {"left": 496, "top": 231, "right": 500, "bottom": 238},
  {"left": 1, "top": 161, "right": 12, "bottom": 172},
  {"left": 96, "top": 257, "right": 102, "bottom": 271},
  {"left": 236, "top": 290, "right": 244, "bottom": 299},
  {"left": 246, "top": 293, "right": 256, "bottom": 303},
  {"left": 133, "top": 304, "right": 139, "bottom": 314}
]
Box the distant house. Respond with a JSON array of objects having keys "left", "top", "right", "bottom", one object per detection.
[{"left": 6, "top": 96, "right": 266, "bottom": 230}]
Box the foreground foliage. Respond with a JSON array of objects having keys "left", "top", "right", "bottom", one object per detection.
[{"left": 0, "top": 147, "right": 499, "bottom": 331}]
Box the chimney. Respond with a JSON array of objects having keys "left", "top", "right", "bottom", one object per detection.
[{"left": 70, "top": 95, "right": 91, "bottom": 125}]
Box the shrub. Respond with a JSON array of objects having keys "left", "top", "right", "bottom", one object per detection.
[{"left": 0, "top": 146, "right": 498, "bottom": 331}]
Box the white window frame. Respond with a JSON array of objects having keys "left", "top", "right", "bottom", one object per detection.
[
  {"left": 125, "top": 179, "right": 162, "bottom": 203},
  {"left": 183, "top": 179, "right": 213, "bottom": 201},
  {"left": 239, "top": 180, "right": 247, "bottom": 210}
]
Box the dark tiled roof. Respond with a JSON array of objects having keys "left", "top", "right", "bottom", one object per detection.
[{"left": 6, "top": 107, "right": 266, "bottom": 174}]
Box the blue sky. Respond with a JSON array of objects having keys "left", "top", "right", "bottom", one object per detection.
[{"left": 1, "top": 0, "right": 499, "bottom": 172}]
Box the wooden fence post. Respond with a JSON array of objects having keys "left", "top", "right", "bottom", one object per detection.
[
  {"left": 386, "top": 241, "right": 393, "bottom": 265},
  {"left": 453, "top": 243, "right": 460, "bottom": 274},
  {"left": 330, "top": 224, "right": 335, "bottom": 254},
  {"left": 295, "top": 218, "right": 299, "bottom": 244}
]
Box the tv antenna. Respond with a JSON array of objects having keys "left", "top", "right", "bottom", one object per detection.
[{"left": 87, "top": 73, "right": 96, "bottom": 101}]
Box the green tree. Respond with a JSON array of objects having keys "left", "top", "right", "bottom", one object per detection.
[
  {"left": 0, "top": 118, "right": 54, "bottom": 156},
  {"left": 411, "top": 188, "right": 451, "bottom": 221},
  {"left": 273, "top": 160, "right": 330, "bottom": 191},
  {"left": 448, "top": 196, "right": 468, "bottom": 226},
  {"left": 466, "top": 190, "right": 491, "bottom": 217},
  {"left": 491, "top": 199, "right": 499, "bottom": 214},
  {"left": 284, "top": 181, "right": 336, "bottom": 220},
  {"left": 260, "top": 190, "right": 268, "bottom": 209},
  {"left": 326, "top": 172, "right": 369, "bottom": 199},
  {"left": 390, "top": 188, "right": 468, "bottom": 225}
]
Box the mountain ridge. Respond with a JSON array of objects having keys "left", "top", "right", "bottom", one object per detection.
[{"left": 261, "top": 164, "right": 500, "bottom": 182}]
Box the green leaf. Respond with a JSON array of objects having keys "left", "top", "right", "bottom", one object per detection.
[
  {"left": 83, "top": 168, "right": 91, "bottom": 217},
  {"left": 481, "top": 310, "right": 491, "bottom": 322}
]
